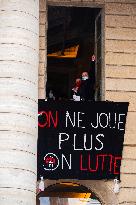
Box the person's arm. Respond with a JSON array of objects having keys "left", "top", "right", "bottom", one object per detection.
[
  {"left": 88, "top": 58, "right": 95, "bottom": 86},
  {"left": 88, "top": 55, "right": 95, "bottom": 77}
]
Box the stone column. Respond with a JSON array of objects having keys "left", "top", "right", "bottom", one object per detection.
[{"left": 0, "top": 1, "right": 39, "bottom": 205}]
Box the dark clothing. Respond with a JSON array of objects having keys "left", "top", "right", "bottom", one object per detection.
[
  {"left": 79, "top": 61, "right": 95, "bottom": 101},
  {"left": 79, "top": 78, "right": 94, "bottom": 101}
]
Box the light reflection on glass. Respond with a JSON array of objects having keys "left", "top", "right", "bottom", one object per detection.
[
  {"left": 39, "top": 197, "right": 101, "bottom": 205},
  {"left": 39, "top": 197, "right": 50, "bottom": 205}
]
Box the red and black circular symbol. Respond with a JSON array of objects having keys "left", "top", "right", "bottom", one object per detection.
[{"left": 43, "top": 153, "right": 59, "bottom": 171}]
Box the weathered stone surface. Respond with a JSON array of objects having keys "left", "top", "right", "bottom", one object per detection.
[
  {"left": 39, "top": 0, "right": 46, "bottom": 99},
  {"left": 0, "top": 1, "right": 39, "bottom": 205},
  {"left": 39, "top": 1, "right": 136, "bottom": 205}
]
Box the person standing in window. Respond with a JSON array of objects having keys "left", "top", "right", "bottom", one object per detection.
[{"left": 79, "top": 55, "right": 95, "bottom": 101}]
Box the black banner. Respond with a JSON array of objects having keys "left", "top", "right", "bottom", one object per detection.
[{"left": 38, "top": 100, "right": 128, "bottom": 180}]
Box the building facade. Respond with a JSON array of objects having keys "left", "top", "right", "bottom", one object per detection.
[{"left": 0, "top": 0, "right": 136, "bottom": 205}]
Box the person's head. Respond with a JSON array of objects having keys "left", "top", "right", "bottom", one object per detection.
[{"left": 82, "top": 72, "right": 89, "bottom": 80}]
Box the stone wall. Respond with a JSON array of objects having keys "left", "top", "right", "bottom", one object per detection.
[
  {"left": 39, "top": 0, "right": 47, "bottom": 99},
  {"left": 39, "top": 0, "right": 136, "bottom": 204},
  {"left": 0, "top": 1, "right": 39, "bottom": 205},
  {"left": 104, "top": 2, "right": 136, "bottom": 204}
]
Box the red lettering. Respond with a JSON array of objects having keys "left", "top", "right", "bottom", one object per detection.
[
  {"left": 98, "top": 154, "right": 108, "bottom": 171},
  {"left": 80, "top": 154, "right": 87, "bottom": 171},
  {"left": 109, "top": 154, "right": 114, "bottom": 172},
  {"left": 98, "top": 154, "right": 113, "bottom": 172},
  {"left": 79, "top": 154, "right": 121, "bottom": 175},
  {"left": 114, "top": 157, "right": 121, "bottom": 175},
  {"left": 38, "top": 111, "right": 48, "bottom": 128},
  {"left": 38, "top": 111, "right": 58, "bottom": 128},
  {"left": 48, "top": 111, "right": 58, "bottom": 128},
  {"left": 88, "top": 154, "right": 99, "bottom": 172}
]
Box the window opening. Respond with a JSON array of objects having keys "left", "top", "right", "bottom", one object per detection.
[
  {"left": 37, "top": 183, "right": 102, "bottom": 205},
  {"left": 47, "top": 6, "right": 103, "bottom": 101}
]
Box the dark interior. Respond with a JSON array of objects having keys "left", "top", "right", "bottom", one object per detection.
[
  {"left": 47, "top": 6, "right": 101, "bottom": 100},
  {"left": 37, "top": 183, "right": 100, "bottom": 199}
]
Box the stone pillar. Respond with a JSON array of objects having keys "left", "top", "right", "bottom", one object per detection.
[
  {"left": 39, "top": 0, "right": 47, "bottom": 99},
  {"left": 0, "top": 1, "right": 39, "bottom": 205}
]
